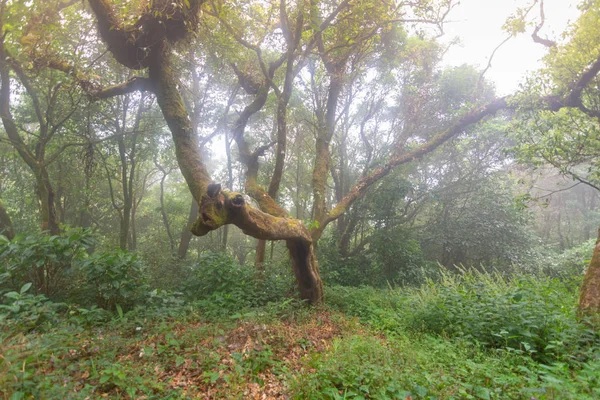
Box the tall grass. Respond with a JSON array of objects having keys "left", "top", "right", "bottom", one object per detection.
[{"left": 327, "top": 267, "right": 596, "bottom": 365}]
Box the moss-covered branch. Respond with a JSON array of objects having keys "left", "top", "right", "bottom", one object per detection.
[
  {"left": 93, "top": 77, "right": 155, "bottom": 99},
  {"left": 192, "top": 184, "right": 323, "bottom": 303},
  {"left": 88, "top": 0, "right": 205, "bottom": 70},
  {"left": 149, "top": 51, "right": 211, "bottom": 202}
]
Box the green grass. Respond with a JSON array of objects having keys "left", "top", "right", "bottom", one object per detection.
[{"left": 1, "top": 270, "right": 599, "bottom": 399}]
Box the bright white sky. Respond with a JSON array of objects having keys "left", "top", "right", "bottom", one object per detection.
[{"left": 440, "top": 0, "right": 581, "bottom": 95}]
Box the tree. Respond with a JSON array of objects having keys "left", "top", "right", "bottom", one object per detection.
[
  {"left": 510, "top": 1, "right": 600, "bottom": 313},
  {"left": 80, "top": 0, "right": 594, "bottom": 304},
  {"left": 0, "top": 0, "right": 90, "bottom": 234},
  {"left": 10, "top": 0, "right": 598, "bottom": 306}
]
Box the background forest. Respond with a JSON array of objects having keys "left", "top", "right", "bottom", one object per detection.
[{"left": 1, "top": 0, "right": 600, "bottom": 398}]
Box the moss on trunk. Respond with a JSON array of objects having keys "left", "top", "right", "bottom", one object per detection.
[
  {"left": 192, "top": 184, "right": 324, "bottom": 303},
  {"left": 579, "top": 229, "right": 600, "bottom": 316}
]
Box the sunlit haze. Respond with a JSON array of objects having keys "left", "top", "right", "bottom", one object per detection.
[{"left": 441, "top": 0, "right": 581, "bottom": 95}]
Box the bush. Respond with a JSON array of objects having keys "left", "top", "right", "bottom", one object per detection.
[
  {"left": 318, "top": 231, "right": 437, "bottom": 288},
  {"left": 79, "top": 251, "right": 147, "bottom": 312},
  {"left": 406, "top": 272, "right": 597, "bottom": 364},
  {"left": 0, "top": 229, "right": 95, "bottom": 298},
  {"left": 529, "top": 240, "right": 595, "bottom": 279},
  {"left": 184, "top": 251, "right": 295, "bottom": 318},
  {"left": 0, "top": 282, "right": 64, "bottom": 332},
  {"left": 327, "top": 269, "right": 599, "bottom": 366}
]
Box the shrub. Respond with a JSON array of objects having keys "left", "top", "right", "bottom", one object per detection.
[
  {"left": 0, "top": 229, "right": 95, "bottom": 298},
  {"left": 184, "top": 251, "right": 294, "bottom": 318},
  {"left": 318, "top": 231, "right": 437, "bottom": 288},
  {"left": 405, "top": 271, "right": 598, "bottom": 365},
  {"left": 0, "top": 282, "right": 64, "bottom": 332},
  {"left": 327, "top": 269, "right": 599, "bottom": 366},
  {"left": 79, "top": 251, "right": 147, "bottom": 312}
]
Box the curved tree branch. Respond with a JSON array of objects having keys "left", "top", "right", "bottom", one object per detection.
[{"left": 532, "top": 0, "right": 557, "bottom": 48}]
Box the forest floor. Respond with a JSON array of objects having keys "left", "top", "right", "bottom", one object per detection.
[
  {"left": 2, "top": 279, "right": 600, "bottom": 399},
  {"left": 1, "top": 307, "right": 525, "bottom": 399}
]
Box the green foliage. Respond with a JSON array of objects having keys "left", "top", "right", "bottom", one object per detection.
[
  {"left": 370, "top": 227, "right": 435, "bottom": 285},
  {"left": 292, "top": 336, "right": 413, "bottom": 399},
  {"left": 408, "top": 273, "right": 597, "bottom": 365},
  {"left": 184, "top": 251, "right": 295, "bottom": 318},
  {"left": 231, "top": 345, "right": 276, "bottom": 376},
  {"left": 422, "top": 176, "right": 536, "bottom": 269},
  {"left": 523, "top": 240, "right": 595, "bottom": 279},
  {"left": 318, "top": 232, "right": 436, "bottom": 288},
  {"left": 291, "top": 332, "right": 549, "bottom": 400},
  {"left": 79, "top": 251, "right": 147, "bottom": 312},
  {"left": 0, "top": 282, "right": 64, "bottom": 332},
  {"left": 1, "top": 273, "right": 599, "bottom": 399},
  {"left": 318, "top": 240, "right": 373, "bottom": 287},
  {"left": 510, "top": 3, "right": 600, "bottom": 191},
  {"left": 327, "top": 269, "right": 599, "bottom": 366},
  {"left": 0, "top": 229, "right": 96, "bottom": 298}
]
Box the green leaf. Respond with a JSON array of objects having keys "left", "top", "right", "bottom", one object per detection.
[
  {"left": 10, "top": 391, "right": 25, "bottom": 400},
  {"left": 20, "top": 282, "right": 32, "bottom": 294},
  {"left": 116, "top": 304, "right": 123, "bottom": 319}
]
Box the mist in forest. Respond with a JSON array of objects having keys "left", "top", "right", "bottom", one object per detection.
[{"left": 1, "top": 0, "right": 600, "bottom": 398}]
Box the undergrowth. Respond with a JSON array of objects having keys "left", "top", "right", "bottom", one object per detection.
[{"left": 2, "top": 236, "right": 599, "bottom": 399}]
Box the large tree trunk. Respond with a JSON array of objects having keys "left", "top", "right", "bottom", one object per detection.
[
  {"left": 192, "top": 186, "right": 324, "bottom": 304},
  {"left": 579, "top": 227, "right": 600, "bottom": 315},
  {"left": 87, "top": 0, "right": 325, "bottom": 303},
  {"left": 0, "top": 198, "right": 15, "bottom": 240},
  {"left": 287, "top": 239, "right": 323, "bottom": 304}
]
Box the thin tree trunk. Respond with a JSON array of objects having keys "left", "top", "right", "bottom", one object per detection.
[
  {"left": 158, "top": 168, "right": 175, "bottom": 252},
  {"left": 255, "top": 239, "right": 267, "bottom": 271},
  {"left": 119, "top": 208, "right": 130, "bottom": 251},
  {"left": 222, "top": 129, "right": 234, "bottom": 251},
  {"left": 0, "top": 198, "right": 15, "bottom": 239},
  {"left": 130, "top": 207, "right": 137, "bottom": 250},
  {"left": 80, "top": 174, "right": 93, "bottom": 229},
  {"left": 178, "top": 199, "right": 198, "bottom": 259},
  {"left": 36, "top": 169, "right": 60, "bottom": 235}
]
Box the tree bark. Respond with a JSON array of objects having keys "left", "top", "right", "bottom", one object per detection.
[
  {"left": 35, "top": 169, "right": 61, "bottom": 235},
  {"left": 579, "top": 227, "right": 600, "bottom": 315},
  {"left": 178, "top": 199, "right": 198, "bottom": 259},
  {"left": 157, "top": 166, "right": 175, "bottom": 253},
  {"left": 312, "top": 71, "right": 343, "bottom": 228},
  {"left": 0, "top": 198, "right": 15, "bottom": 240},
  {"left": 192, "top": 186, "right": 323, "bottom": 304},
  {"left": 255, "top": 239, "right": 267, "bottom": 270}
]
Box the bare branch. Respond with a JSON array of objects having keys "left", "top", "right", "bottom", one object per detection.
[
  {"left": 478, "top": 35, "right": 511, "bottom": 90},
  {"left": 532, "top": 0, "right": 557, "bottom": 48}
]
